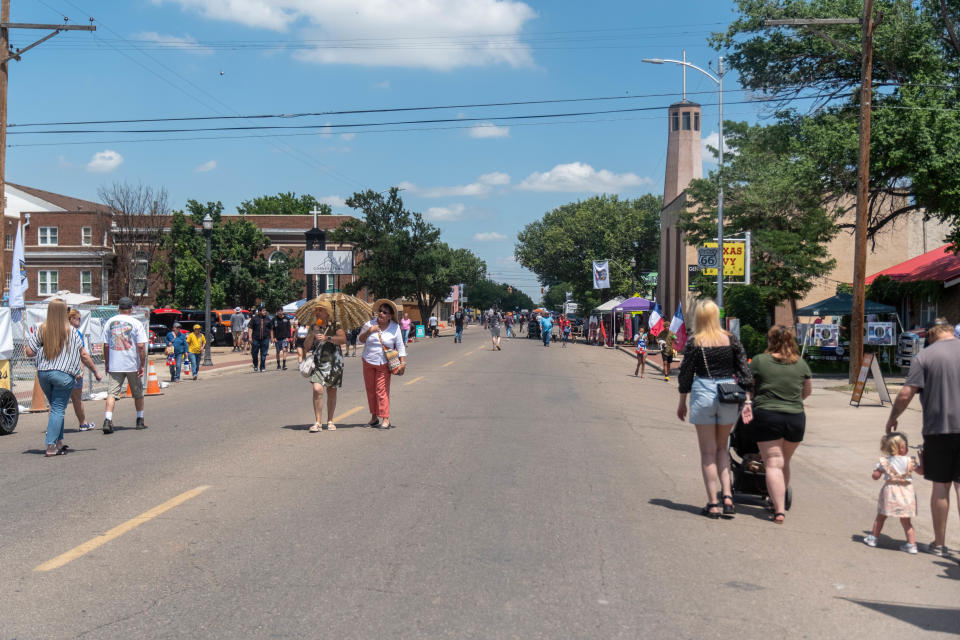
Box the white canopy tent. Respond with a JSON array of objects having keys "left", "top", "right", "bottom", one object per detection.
[{"left": 592, "top": 297, "right": 624, "bottom": 348}]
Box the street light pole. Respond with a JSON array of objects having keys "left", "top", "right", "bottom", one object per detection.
[
  {"left": 202, "top": 213, "right": 214, "bottom": 367},
  {"left": 629, "top": 256, "right": 637, "bottom": 296},
  {"left": 642, "top": 55, "right": 727, "bottom": 317}
]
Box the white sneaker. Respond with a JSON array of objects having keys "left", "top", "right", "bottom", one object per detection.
[
  {"left": 900, "top": 542, "right": 918, "bottom": 554},
  {"left": 863, "top": 534, "right": 877, "bottom": 547}
]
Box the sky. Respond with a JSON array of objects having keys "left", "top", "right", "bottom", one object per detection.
[{"left": 6, "top": 0, "right": 766, "bottom": 301}]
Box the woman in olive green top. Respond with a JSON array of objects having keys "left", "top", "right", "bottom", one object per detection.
[{"left": 741, "top": 325, "right": 813, "bottom": 524}]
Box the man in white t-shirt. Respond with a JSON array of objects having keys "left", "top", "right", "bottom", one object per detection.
[
  {"left": 428, "top": 314, "right": 438, "bottom": 338},
  {"left": 101, "top": 297, "right": 148, "bottom": 434}
]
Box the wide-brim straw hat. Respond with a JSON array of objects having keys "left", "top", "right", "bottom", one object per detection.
[{"left": 372, "top": 298, "right": 399, "bottom": 320}]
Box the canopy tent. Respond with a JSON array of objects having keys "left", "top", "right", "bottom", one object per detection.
[
  {"left": 282, "top": 299, "right": 307, "bottom": 313},
  {"left": 614, "top": 297, "right": 654, "bottom": 312},
  {"left": 593, "top": 296, "right": 625, "bottom": 313},
  {"left": 796, "top": 293, "right": 895, "bottom": 317},
  {"left": 43, "top": 291, "right": 99, "bottom": 306}
]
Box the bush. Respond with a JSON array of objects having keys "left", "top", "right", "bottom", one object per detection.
[{"left": 739, "top": 325, "right": 767, "bottom": 359}]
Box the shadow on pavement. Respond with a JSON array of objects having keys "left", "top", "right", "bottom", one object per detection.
[
  {"left": 282, "top": 423, "right": 368, "bottom": 431},
  {"left": 647, "top": 498, "right": 705, "bottom": 516},
  {"left": 838, "top": 598, "right": 960, "bottom": 632}
]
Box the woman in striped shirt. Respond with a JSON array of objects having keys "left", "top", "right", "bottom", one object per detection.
[{"left": 26, "top": 298, "right": 101, "bottom": 457}]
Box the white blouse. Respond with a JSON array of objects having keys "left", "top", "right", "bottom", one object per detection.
[{"left": 361, "top": 320, "right": 407, "bottom": 366}]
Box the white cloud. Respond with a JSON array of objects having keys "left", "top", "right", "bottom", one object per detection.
[
  {"left": 402, "top": 171, "right": 510, "bottom": 198},
  {"left": 86, "top": 150, "right": 124, "bottom": 173},
  {"left": 474, "top": 232, "right": 507, "bottom": 242},
  {"left": 701, "top": 131, "right": 734, "bottom": 165},
  {"left": 133, "top": 31, "right": 213, "bottom": 54},
  {"left": 518, "top": 162, "right": 652, "bottom": 193},
  {"left": 468, "top": 123, "right": 510, "bottom": 139},
  {"left": 156, "top": 0, "right": 537, "bottom": 69},
  {"left": 424, "top": 203, "right": 466, "bottom": 221},
  {"left": 194, "top": 160, "right": 217, "bottom": 172},
  {"left": 340, "top": 132, "right": 356, "bottom": 141},
  {"left": 319, "top": 195, "right": 346, "bottom": 208}
]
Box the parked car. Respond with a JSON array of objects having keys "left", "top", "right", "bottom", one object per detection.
[
  {"left": 150, "top": 308, "right": 182, "bottom": 334},
  {"left": 211, "top": 309, "right": 250, "bottom": 346},
  {"left": 148, "top": 324, "right": 172, "bottom": 353}
]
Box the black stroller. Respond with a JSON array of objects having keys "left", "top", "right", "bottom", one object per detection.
[{"left": 728, "top": 417, "right": 792, "bottom": 511}]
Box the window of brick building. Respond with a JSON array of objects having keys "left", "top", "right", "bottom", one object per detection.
[
  {"left": 131, "top": 252, "right": 149, "bottom": 296},
  {"left": 326, "top": 274, "right": 335, "bottom": 292},
  {"left": 671, "top": 112, "right": 679, "bottom": 131},
  {"left": 80, "top": 271, "right": 92, "bottom": 295},
  {"left": 38, "top": 270, "right": 58, "bottom": 295},
  {"left": 268, "top": 250, "right": 285, "bottom": 266},
  {"left": 5, "top": 234, "right": 11, "bottom": 250},
  {"left": 682, "top": 111, "right": 691, "bottom": 130},
  {"left": 39, "top": 227, "right": 58, "bottom": 246},
  {"left": 694, "top": 112, "right": 700, "bottom": 131},
  {"left": 81, "top": 226, "right": 93, "bottom": 246}
]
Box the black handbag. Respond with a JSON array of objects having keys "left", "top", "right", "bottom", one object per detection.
[{"left": 701, "top": 346, "right": 746, "bottom": 404}]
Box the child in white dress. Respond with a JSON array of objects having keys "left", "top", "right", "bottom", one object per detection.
[{"left": 863, "top": 432, "right": 920, "bottom": 553}]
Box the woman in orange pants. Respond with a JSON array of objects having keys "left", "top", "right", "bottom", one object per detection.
[{"left": 356, "top": 299, "right": 407, "bottom": 429}]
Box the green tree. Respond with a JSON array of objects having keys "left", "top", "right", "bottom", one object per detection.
[
  {"left": 713, "top": 0, "right": 960, "bottom": 248},
  {"left": 466, "top": 279, "right": 534, "bottom": 311},
  {"left": 683, "top": 120, "right": 838, "bottom": 323},
  {"left": 237, "top": 192, "right": 332, "bottom": 216},
  {"left": 541, "top": 283, "right": 573, "bottom": 311},
  {"left": 330, "top": 188, "right": 486, "bottom": 321},
  {"left": 514, "top": 194, "right": 662, "bottom": 314}
]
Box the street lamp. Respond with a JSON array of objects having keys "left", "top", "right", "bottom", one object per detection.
[
  {"left": 642, "top": 55, "right": 727, "bottom": 317},
  {"left": 629, "top": 256, "right": 637, "bottom": 296},
  {"left": 202, "top": 213, "right": 214, "bottom": 367}
]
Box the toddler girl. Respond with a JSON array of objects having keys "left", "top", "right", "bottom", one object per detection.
[
  {"left": 863, "top": 432, "right": 920, "bottom": 553},
  {"left": 633, "top": 328, "right": 648, "bottom": 378}
]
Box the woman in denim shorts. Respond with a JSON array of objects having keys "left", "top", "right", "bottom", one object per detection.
[{"left": 677, "top": 300, "right": 752, "bottom": 519}]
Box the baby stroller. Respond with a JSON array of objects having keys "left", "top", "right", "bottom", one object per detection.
[{"left": 728, "top": 417, "right": 792, "bottom": 511}]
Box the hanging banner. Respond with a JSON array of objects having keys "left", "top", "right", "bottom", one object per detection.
[
  {"left": 813, "top": 323, "right": 839, "bottom": 348},
  {"left": 592, "top": 261, "right": 610, "bottom": 289},
  {"left": 865, "top": 322, "right": 895, "bottom": 346}
]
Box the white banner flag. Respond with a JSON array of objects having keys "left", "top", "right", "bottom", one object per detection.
[
  {"left": 8, "top": 222, "right": 27, "bottom": 308},
  {"left": 592, "top": 260, "right": 610, "bottom": 289}
]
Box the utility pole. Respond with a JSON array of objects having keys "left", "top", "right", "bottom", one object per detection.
[
  {"left": 766, "top": 1, "right": 879, "bottom": 383},
  {"left": 0, "top": 1, "right": 95, "bottom": 295}
]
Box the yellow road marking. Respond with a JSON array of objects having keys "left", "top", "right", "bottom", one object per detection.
[
  {"left": 404, "top": 375, "right": 424, "bottom": 386},
  {"left": 442, "top": 360, "right": 455, "bottom": 368},
  {"left": 35, "top": 485, "right": 211, "bottom": 572},
  {"left": 333, "top": 405, "right": 364, "bottom": 422},
  {"left": 464, "top": 351, "right": 473, "bottom": 356}
]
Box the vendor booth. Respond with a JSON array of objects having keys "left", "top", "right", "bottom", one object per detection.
[{"left": 796, "top": 293, "right": 898, "bottom": 361}]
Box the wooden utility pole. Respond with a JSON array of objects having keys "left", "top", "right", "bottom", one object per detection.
[
  {"left": 0, "top": 0, "right": 95, "bottom": 296},
  {"left": 766, "top": 1, "right": 879, "bottom": 383}
]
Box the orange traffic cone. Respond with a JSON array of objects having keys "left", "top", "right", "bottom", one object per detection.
[
  {"left": 30, "top": 375, "right": 49, "bottom": 412},
  {"left": 144, "top": 360, "right": 163, "bottom": 396}
]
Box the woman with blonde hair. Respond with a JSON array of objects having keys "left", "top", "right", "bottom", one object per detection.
[
  {"left": 742, "top": 325, "right": 812, "bottom": 524},
  {"left": 25, "top": 299, "right": 101, "bottom": 456},
  {"left": 677, "top": 299, "right": 752, "bottom": 518},
  {"left": 298, "top": 300, "right": 346, "bottom": 432}
]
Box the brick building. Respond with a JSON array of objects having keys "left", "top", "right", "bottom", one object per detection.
[{"left": 2, "top": 183, "right": 360, "bottom": 306}]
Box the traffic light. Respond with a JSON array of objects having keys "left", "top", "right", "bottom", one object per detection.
[{"left": 507, "top": 286, "right": 513, "bottom": 294}]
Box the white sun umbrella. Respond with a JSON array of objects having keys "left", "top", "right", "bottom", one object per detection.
[
  {"left": 43, "top": 290, "right": 99, "bottom": 306},
  {"left": 282, "top": 299, "right": 307, "bottom": 314}
]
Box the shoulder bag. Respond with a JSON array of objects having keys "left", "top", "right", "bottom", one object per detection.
[
  {"left": 377, "top": 329, "right": 404, "bottom": 375},
  {"left": 299, "top": 331, "right": 318, "bottom": 378},
  {"left": 701, "top": 345, "right": 746, "bottom": 404}
]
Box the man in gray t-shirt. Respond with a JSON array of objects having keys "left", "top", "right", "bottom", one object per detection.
[
  {"left": 230, "top": 307, "right": 245, "bottom": 352},
  {"left": 886, "top": 319, "right": 960, "bottom": 557}
]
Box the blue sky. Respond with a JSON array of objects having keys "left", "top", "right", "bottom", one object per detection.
[{"left": 7, "top": 0, "right": 764, "bottom": 300}]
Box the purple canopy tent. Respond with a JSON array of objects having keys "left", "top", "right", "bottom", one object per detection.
[{"left": 612, "top": 297, "right": 654, "bottom": 346}]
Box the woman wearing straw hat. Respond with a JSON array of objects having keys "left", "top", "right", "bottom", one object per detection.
[
  {"left": 357, "top": 298, "right": 406, "bottom": 429},
  {"left": 299, "top": 300, "right": 346, "bottom": 433}
]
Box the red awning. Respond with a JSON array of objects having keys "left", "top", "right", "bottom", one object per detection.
[{"left": 865, "top": 245, "right": 960, "bottom": 288}]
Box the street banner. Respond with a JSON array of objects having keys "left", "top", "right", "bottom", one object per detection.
[
  {"left": 813, "top": 323, "right": 839, "bottom": 348},
  {"left": 865, "top": 321, "right": 895, "bottom": 346},
  {"left": 9, "top": 222, "right": 27, "bottom": 308},
  {"left": 592, "top": 260, "right": 610, "bottom": 289},
  {"left": 304, "top": 250, "right": 353, "bottom": 275},
  {"left": 669, "top": 303, "right": 687, "bottom": 350},
  {"left": 648, "top": 303, "right": 664, "bottom": 336}
]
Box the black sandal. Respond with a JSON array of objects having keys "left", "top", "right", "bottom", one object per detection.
[
  {"left": 770, "top": 512, "right": 785, "bottom": 524},
  {"left": 701, "top": 503, "right": 721, "bottom": 519},
  {"left": 722, "top": 495, "right": 735, "bottom": 516}
]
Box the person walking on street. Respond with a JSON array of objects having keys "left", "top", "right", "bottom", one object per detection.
[
  {"left": 428, "top": 313, "right": 438, "bottom": 338},
  {"left": 273, "top": 309, "right": 292, "bottom": 370},
  {"left": 518, "top": 314, "right": 526, "bottom": 335},
  {"left": 27, "top": 299, "right": 101, "bottom": 455},
  {"left": 885, "top": 318, "right": 960, "bottom": 557},
  {"left": 299, "top": 301, "right": 346, "bottom": 432},
  {"left": 740, "top": 325, "right": 810, "bottom": 524},
  {"left": 862, "top": 432, "right": 920, "bottom": 553},
  {"left": 400, "top": 312, "right": 412, "bottom": 345},
  {"left": 504, "top": 313, "right": 514, "bottom": 339},
  {"left": 560, "top": 315, "right": 572, "bottom": 348},
  {"left": 677, "top": 300, "right": 752, "bottom": 519},
  {"left": 634, "top": 327, "right": 648, "bottom": 377},
  {"left": 166, "top": 322, "right": 187, "bottom": 382},
  {"left": 249, "top": 306, "right": 274, "bottom": 372},
  {"left": 357, "top": 299, "right": 407, "bottom": 429},
  {"left": 454, "top": 309, "right": 464, "bottom": 343},
  {"left": 539, "top": 313, "right": 554, "bottom": 347},
  {"left": 101, "top": 297, "right": 148, "bottom": 434},
  {"left": 186, "top": 325, "right": 206, "bottom": 380},
  {"left": 230, "top": 307, "right": 245, "bottom": 352},
  {"left": 67, "top": 309, "right": 99, "bottom": 432},
  {"left": 489, "top": 309, "right": 503, "bottom": 351},
  {"left": 659, "top": 330, "right": 677, "bottom": 382}
]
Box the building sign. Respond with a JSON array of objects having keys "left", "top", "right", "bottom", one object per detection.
[
  {"left": 304, "top": 250, "right": 353, "bottom": 275},
  {"left": 701, "top": 241, "right": 746, "bottom": 276}
]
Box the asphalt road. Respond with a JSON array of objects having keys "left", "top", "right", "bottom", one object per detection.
[{"left": 1, "top": 326, "right": 957, "bottom": 639}]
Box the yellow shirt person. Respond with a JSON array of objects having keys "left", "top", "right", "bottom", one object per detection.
[{"left": 186, "top": 326, "right": 206, "bottom": 354}]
